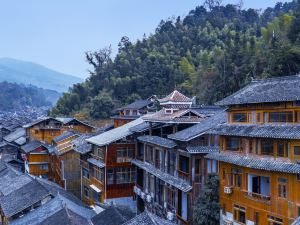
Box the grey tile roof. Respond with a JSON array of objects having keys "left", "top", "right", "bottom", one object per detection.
[
  {"left": 55, "top": 117, "right": 95, "bottom": 128},
  {"left": 14, "top": 136, "right": 26, "bottom": 146},
  {"left": 119, "top": 99, "right": 152, "bottom": 110},
  {"left": 23, "top": 117, "right": 62, "bottom": 128},
  {"left": 137, "top": 135, "right": 177, "bottom": 149},
  {"left": 10, "top": 194, "right": 95, "bottom": 225},
  {"left": 21, "top": 140, "right": 44, "bottom": 153},
  {"left": 206, "top": 152, "right": 300, "bottom": 174},
  {"left": 87, "top": 118, "right": 144, "bottom": 146},
  {"left": 3, "top": 128, "right": 25, "bottom": 143},
  {"left": 168, "top": 111, "right": 226, "bottom": 141},
  {"left": 91, "top": 205, "right": 135, "bottom": 225},
  {"left": 132, "top": 159, "right": 192, "bottom": 192},
  {"left": 71, "top": 134, "right": 93, "bottom": 154},
  {"left": 186, "top": 146, "right": 220, "bottom": 154},
  {"left": 123, "top": 210, "right": 176, "bottom": 225},
  {"left": 216, "top": 75, "right": 300, "bottom": 106},
  {"left": 209, "top": 123, "right": 300, "bottom": 139},
  {"left": 53, "top": 131, "right": 78, "bottom": 143},
  {"left": 129, "top": 122, "right": 165, "bottom": 133},
  {"left": 0, "top": 179, "right": 51, "bottom": 217},
  {"left": 142, "top": 109, "right": 205, "bottom": 124},
  {"left": 87, "top": 158, "right": 105, "bottom": 168}
]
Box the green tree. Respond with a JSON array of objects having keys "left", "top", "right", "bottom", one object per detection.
[
  {"left": 193, "top": 174, "right": 220, "bottom": 225},
  {"left": 90, "top": 91, "right": 114, "bottom": 119}
]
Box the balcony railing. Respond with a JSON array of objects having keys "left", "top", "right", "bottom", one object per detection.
[
  {"left": 178, "top": 170, "right": 190, "bottom": 183},
  {"left": 243, "top": 190, "right": 271, "bottom": 202}
]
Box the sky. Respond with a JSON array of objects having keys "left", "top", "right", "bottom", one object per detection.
[{"left": 0, "top": 0, "right": 292, "bottom": 78}]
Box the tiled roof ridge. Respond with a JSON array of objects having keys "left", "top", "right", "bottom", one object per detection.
[{"left": 251, "top": 74, "right": 300, "bottom": 83}]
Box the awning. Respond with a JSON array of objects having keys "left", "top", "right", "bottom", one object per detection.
[{"left": 90, "top": 184, "right": 102, "bottom": 193}]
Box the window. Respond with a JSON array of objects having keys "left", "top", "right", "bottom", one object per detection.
[
  {"left": 116, "top": 167, "right": 136, "bottom": 184},
  {"left": 146, "top": 145, "right": 154, "bottom": 163},
  {"left": 166, "top": 187, "right": 176, "bottom": 209},
  {"left": 93, "top": 168, "right": 104, "bottom": 182},
  {"left": 179, "top": 155, "right": 189, "bottom": 173},
  {"left": 107, "top": 169, "right": 114, "bottom": 185},
  {"left": 234, "top": 205, "right": 246, "bottom": 224},
  {"left": 222, "top": 168, "right": 226, "bottom": 180},
  {"left": 84, "top": 186, "right": 89, "bottom": 197},
  {"left": 278, "top": 178, "right": 287, "bottom": 198},
  {"left": 269, "top": 111, "right": 293, "bottom": 123},
  {"left": 117, "top": 147, "right": 133, "bottom": 163},
  {"left": 132, "top": 110, "right": 137, "bottom": 115},
  {"left": 226, "top": 137, "right": 240, "bottom": 151},
  {"left": 267, "top": 215, "right": 283, "bottom": 225},
  {"left": 257, "top": 113, "right": 261, "bottom": 123},
  {"left": 232, "top": 168, "right": 242, "bottom": 188},
  {"left": 94, "top": 146, "right": 104, "bottom": 161},
  {"left": 249, "top": 140, "right": 253, "bottom": 154},
  {"left": 232, "top": 113, "right": 247, "bottom": 122},
  {"left": 294, "top": 146, "right": 300, "bottom": 156},
  {"left": 38, "top": 164, "right": 48, "bottom": 170},
  {"left": 82, "top": 168, "right": 89, "bottom": 179},
  {"left": 277, "top": 141, "right": 288, "bottom": 158},
  {"left": 93, "top": 190, "right": 100, "bottom": 202},
  {"left": 137, "top": 143, "right": 144, "bottom": 159},
  {"left": 295, "top": 111, "right": 300, "bottom": 123},
  {"left": 167, "top": 151, "right": 176, "bottom": 175},
  {"left": 261, "top": 140, "right": 274, "bottom": 155},
  {"left": 125, "top": 110, "right": 130, "bottom": 115}
]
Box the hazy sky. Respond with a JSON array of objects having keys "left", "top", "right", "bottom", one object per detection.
[{"left": 0, "top": 0, "right": 292, "bottom": 78}]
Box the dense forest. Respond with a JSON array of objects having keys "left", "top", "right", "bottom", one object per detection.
[
  {"left": 51, "top": 0, "right": 300, "bottom": 119},
  {"left": 0, "top": 82, "right": 59, "bottom": 111}
]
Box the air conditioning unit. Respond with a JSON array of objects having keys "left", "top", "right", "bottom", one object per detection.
[
  {"left": 141, "top": 192, "right": 146, "bottom": 199},
  {"left": 223, "top": 219, "right": 233, "bottom": 225},
  {"left": 146, "top": 194, "right": 152, "bottom": 203},
  {"left": 133, "top": 186, "right": 141, "bottom": 196},
  {"left": 167, "top": 212, "right": 174, "bottom": 221},
  {"left": 224, "top": 186, "right": 233, "bottom": 194}
]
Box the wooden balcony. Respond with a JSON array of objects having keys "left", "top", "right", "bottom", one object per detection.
[
  {"left": 243, "top": 190, "right": 271, "bottom": 202},
  {"left": 178, "top": 170, "right": 190, "bottom": 183}
]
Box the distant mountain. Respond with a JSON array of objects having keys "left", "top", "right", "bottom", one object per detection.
[
  {"left": 0, "top": 58, "right": 83, "bottom": 93},
  {"left": 0, "top": 82, "right": 61, "bottom": 111}
]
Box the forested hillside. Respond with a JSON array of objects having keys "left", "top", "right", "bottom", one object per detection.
[
  {"left": 51, "top": 1, "right": 300, "bottom": 119},
  {"left": 0, "top": 82, "right": 60, "bottom": 111}
]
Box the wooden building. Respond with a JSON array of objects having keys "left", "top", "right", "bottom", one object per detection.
[
  {"left": 206, "top": 75, "right": 300, "bottom": 225},
  {"left": 21, "top": 140, "right": 54, "bottom": 178},
  {"left": 22, "top": 117, "right": 94, "bottom": 180},
  {"left": 131, "top": 90, "right": 225, "bottom": 224},
  {"left": 81, "top": 118, "right": 145, "bottom": 208},
  {"left": 24, "top": 117, "right": 94, "bottom": 145},
  {"left": 111, "top": 99, "right": 153, "bottom": 128}
]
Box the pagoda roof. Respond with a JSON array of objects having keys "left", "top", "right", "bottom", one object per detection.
[{"left": 159, "top": 90, "right": 192, "bottom": 104}]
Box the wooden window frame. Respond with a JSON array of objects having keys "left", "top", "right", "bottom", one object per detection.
[
  {"left": 233, "top": 204, "right": 246, "bottom": 225},
  {"left": 278, "top": 178, "right": 287, "bottom": 199}
]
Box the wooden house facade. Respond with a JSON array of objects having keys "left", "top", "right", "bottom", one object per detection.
[
  {"left": 131, "top": 90, "right": 225, "bottom": 224},
  {"left": 81, "top": 118, "right": 144, "bottom": 208},
  {"left": 111, "top": 99, "right": 153, "bottom": 128},
  {"left": 206, "top": 75, "right": 300, "bottom": 225},
  {"left": 23, "top": 117, "right": 94, "bottom": 180}
]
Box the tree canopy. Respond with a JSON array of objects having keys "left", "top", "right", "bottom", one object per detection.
[{"left": 51, "top": 1, "right": 300, "bottom": 119}]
